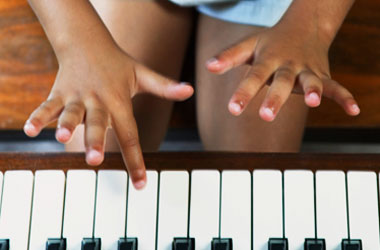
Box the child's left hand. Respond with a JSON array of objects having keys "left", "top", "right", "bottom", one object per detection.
[{"left": 206, "top": 22, "right": 360, "bottom": 122}]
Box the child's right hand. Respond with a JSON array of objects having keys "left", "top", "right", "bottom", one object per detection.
[{"left": 23, "top": 45, "right": 194, "bottom": 189}]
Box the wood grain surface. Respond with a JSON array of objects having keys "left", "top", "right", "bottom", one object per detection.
[
  {"left": 0, "top": 0, "right": 57, "bottom": 129},
  {"left": 0, "top": 152, "right": 380, "bottom": 172},
  {"left": 0, "top": 0, "right": 378, "bottom": 130},
  {"left": 307, "top": 0, "right": 380, "bottom": 127}
]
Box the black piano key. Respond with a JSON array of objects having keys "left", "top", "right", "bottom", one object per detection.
[
  {"left": 268, "top": 238, "right": 288, "bottom": 250},
  {"left": 0, "top": 239, "right": 9, "bottom": 250},
  {"left": 172, "top": 237, "right": 195, "bottom": 250},
  {"left": 46, "top": 238, "right": 66, "bottom": 250},
  {"left": 118, "top": 237, "right": 138, "bottom": 250},
  {"left": 341, "top": 239, "right": 362, "bottom": 250},
  {"left": 211, "top": 238, "right": 232, "bottom": 250},
  {"left": 81, "top": 238, "right": 101, "bottom": 250},
  {"left": 304, "top": 238, "right": 326, "bottom": 250}
]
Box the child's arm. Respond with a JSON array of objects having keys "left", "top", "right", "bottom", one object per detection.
[
  {"left": 207, "top": 0, "right": 359, "bottom": 121},
  {"left": 24, "top": 0, "right": 193, "bottom": 189}
]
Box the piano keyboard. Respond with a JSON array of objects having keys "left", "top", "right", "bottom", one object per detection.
[{"left": 0, "top": 152, "right": 379, "bottom": 250}]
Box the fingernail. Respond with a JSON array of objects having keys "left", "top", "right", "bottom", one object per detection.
[
  {"left": 56, "top": 127, "right": 71, "bottom": 142},
  {"left": 351, "top": 104, "right": 360, "bottom": 114},
  {"left": 229, "top": 102, "right": 242, "bottom": 114},
  {"left": 86, "top": 149, "right": 103, "bottom": 165},
  {"left": 307, "top": 92, "right": 320, "bottom": 103},
  {"left": 180, "top": 82, "right": 191, "bottom": 86},
  {"left": 134, "top": 179, "right": 146, "bottom": 190},
  {"left": 23, "top": 121, "right": 38, "bottom": 136},
  {"left": 260, "top": 107, "right": 275, "bottom": 121},
  {"left": 206, "top": 57, "right": 219, "bottom": 67}
]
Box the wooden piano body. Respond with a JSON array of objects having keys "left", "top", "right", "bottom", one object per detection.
[{"left": 0, "top": 0, "right": 379, "bottom": 249}]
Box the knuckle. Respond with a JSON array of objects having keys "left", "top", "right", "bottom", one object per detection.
[
  {"left": 301, "top": 73, "right": 321, "bottom": 87},
  {"left": 281, "top": 60, "right": 297, "bottom": 69},
  {"left": 65, "top": 102, "right": 84, "bottom": 115},
  {"left": 248, "top": 70, "right": 266, "bottom": 83},
  {"left": 29, "top": 117, "right": 44, "bottom": 127},
  {"left": 58, "top": 121, "right": 76, "bottom": 132},
  {"left": 220, "top": 47, "right": 237, "bottom": 59},
  {"left": 128, "top": 164, "right": 144, "bottom": 173},
  {"left": 92, "top": 107, "right": 108, "bottom": 118},
  {"left": 87, "top": 117, "right": 107, "bottom": 130},
  {"left": 84, "top": 93, "right": 102, "bottom": 106},
  {"left": 38, "top": 101, "right": 54, "bottom": 114},
  {"left": 275, "top": 72, "right": 294, "bottom": 85},
  {"left": 235, "top": 87, "right": 253, "bottom": 102},
  {"left": 344, "top": 97, "right": 355, "bottom": 105},
  {"left": 268, "top": 93, "right": 283, "bottom": 105},
  {"left": 121, "top": 132, "right": 139, "bottom": 149},
  {"left": 86, "top": 109, "right": 108, "bottom": 130},
  {"left": 87, "top": 141, "right": 104, "bottom": 151},
  {"left": 306, "top": 86, "right": 322, "bottom": 95},
  {"left": 58, "top": 111, "right": 84, "bottom": 128},
  {"left": 106, "top": 91, "right": 128, "bottom": 110},
  {"left": 126, "top": 156, "right": 145, "bottom": 173}
]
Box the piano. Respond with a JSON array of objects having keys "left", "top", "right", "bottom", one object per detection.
[{"left": 0, "top": 152, "right": 379, "bottom": 250}]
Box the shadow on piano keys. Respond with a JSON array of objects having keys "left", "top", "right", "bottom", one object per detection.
[{"left": 0, "top": 152, "right": 379, "bottom": 250}]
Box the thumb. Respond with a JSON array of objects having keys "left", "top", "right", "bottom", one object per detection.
[
  {"left": 134, "top": 64, "right": 194, "bottom": 101},
  {"left": 206, "top": 36, "right": 258, "bottom": 75}
]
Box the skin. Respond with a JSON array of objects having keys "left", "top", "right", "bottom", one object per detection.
[
  {"left": 196, "top": 15, "right": 308, "bottom": 152},
  {"left": 24, "top": 0, "right": 359, "bottom": 189},
  {"left": 65, "top": 0, "right": 194, "bottom": 153},
  {"left": 206, "top": 0, "right": 360, "bottom": 121},
  {"left": 23, "top": 0, "right": 194, "bottom": 189}
]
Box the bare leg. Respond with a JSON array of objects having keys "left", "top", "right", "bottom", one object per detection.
[
  {"left": 66, "top": 1, "right": 193, "bottom": 152},
  {"left": 196, "top": 14, "right": 308, "bottom": 152}
]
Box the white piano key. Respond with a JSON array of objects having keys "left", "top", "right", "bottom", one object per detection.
[
  {"left": 0, "top": 172, "right": 3, "bottom": 238},
  {"left": 29, "top": 171, "right": 65, "bottom": 250},
  {"left": 95, "top": 170, "right": 127, "bottom": 250},
  {"left": 158, "top": 171, "right": 189, "bottom": 250},
  {"left": 284, "top": 170, "right": 314, "bottom": 249},
  {"left": 0, "top": 172, "right": 3, "bottom": 209},
  {"left": 316, "top": 171, "right": 347, "bottom": 249},
  {"left": 190, "top": 171, "right": 220, "bottom": 250},
  {"left": 127, "top": 171, "right": 158, "bottom": 250},
  {"left": 253, "top": 170, "right": 283, "bottom": 250},
  {"left": 221, "top": 171, "right": 251, "bottom": 249},
  {"left": 63, "top": 170, "right": 96, "bottom": 250},
  {"left": 0, "top": 171, "right": 34, "bottom": 250},
  {"left": 348, "top": 172, "right": 380, "bottom": 249}
]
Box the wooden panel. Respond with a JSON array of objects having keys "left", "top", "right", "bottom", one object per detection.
[
  {"left": 0, "top": 152, "right": 380, "bottom": 172},
  {"left": 307, "top": 0, "right": 380, "bottom": 127},
  {"left": 0, "top": 0, "right": 56, "bottom": 129},
  {"left": 0, "top": 0, "right": 378, "bottom": 130}
]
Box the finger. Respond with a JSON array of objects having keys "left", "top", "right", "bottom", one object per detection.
[
  {"left": 135, "top": 64, "right": 194, "bottom": 101},
  {"left": 259, "top": 67, "right": 297, "bottom": 122},
  {"left": 322, "top": 78, "right": 360, "bottom": 116},
  {"left": 206, "top": 37, "right": 257, "bottom": 74},
  {"left": 24, "top": 98, "right": 64, "bottom": 137},
  {"left": 111, "top": 99, "right": 146, "bottom": 190},
  {"left": 228, "top": 62, "right": 274, "bottom": 116},
  {"left": 84, "top": 99, "right": 109, "bottom": 166},
  {"left": 298, "top": 71, "right": 324, "bottom": 107},
  {"left": 56, "top": 101, "right": 85, "bottom": 144}
]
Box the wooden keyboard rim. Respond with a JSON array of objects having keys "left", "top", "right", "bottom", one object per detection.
[{"left": 0, "top": 152, "right": 379, "bottom": 172}]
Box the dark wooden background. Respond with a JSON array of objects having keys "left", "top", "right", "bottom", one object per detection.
[{"left": 0, "top": 0, "right": 379, "bottom": 130}]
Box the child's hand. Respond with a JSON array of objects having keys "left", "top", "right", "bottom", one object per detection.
[
  {"left": 206, "top": 23, "right": 360, "bottom": 122},
  {"left": 23, "top": 46, "right": 193, "bottom": 189}
]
